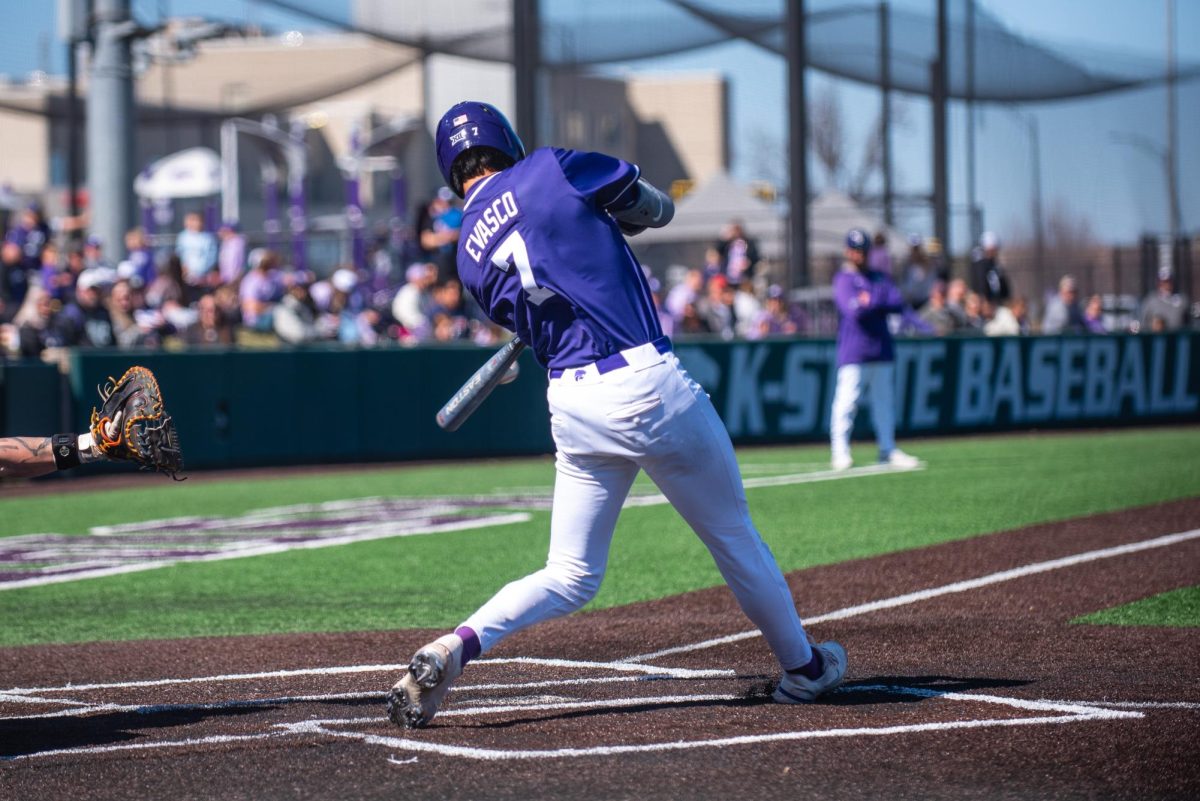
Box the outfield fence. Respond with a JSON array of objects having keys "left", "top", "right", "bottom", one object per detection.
[{"left": 2, "top": 333, "right": 1197, "bottom": 470}]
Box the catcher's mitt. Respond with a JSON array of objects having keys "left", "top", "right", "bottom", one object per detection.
[{"left": 90, "top": 366, "right": 185, "bottom": 480}]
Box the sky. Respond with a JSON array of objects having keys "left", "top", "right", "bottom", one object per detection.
[{"left": 0, "top": 0, "right": 1195, "bottom": 249}]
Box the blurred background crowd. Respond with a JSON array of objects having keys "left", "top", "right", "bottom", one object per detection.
[
  {"left": 0, "top": 196, "right": 1192, "bottom": 362},
  {"left": 2, "top": 191, "right": 1191, "bottom": 363}
]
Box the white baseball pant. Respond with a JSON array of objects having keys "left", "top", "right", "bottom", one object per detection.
[
  {"left": 830, "top": 361, "right": 897, "bottom": 462},
  {"left": 461, "top": 343, "right": 814, "bottom": 671}
]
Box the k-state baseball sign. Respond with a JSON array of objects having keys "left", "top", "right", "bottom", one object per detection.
[{"left": 676, "top": 333, "right": 1200, "bottom": 442}]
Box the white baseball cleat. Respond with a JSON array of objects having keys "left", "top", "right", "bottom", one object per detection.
[
  {"left": 387, "top": 634, "right": 464, "bottom": 729},
  {"left": 883, "top": 449, "right": 921, "bottom": 469},
  {"left": 773, "top": 641, "right": 847, "bottom": 704},
  {"left": 831, "top": 453, "right": 853, "bottom": 471}
]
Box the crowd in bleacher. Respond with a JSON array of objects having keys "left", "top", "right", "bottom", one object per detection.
[{"left": 0, "top": 195, "right": 1191, "bottom": 363}]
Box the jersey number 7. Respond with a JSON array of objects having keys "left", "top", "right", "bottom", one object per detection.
[{"left": 492, "top": 231, "right": 555, "bottom": 306}]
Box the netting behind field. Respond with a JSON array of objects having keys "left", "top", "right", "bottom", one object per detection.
[{"left": 258, "top": 0, "right": 1196, "bottom": 102}]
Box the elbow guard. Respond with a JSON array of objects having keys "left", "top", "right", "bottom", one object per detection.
[{"left": 611, "top": 179, "right": 675, "bottom": 231}]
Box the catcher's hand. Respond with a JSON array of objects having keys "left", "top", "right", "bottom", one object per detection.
[{"left": 89, "top": 366, "right": 185, "bottom": 480}]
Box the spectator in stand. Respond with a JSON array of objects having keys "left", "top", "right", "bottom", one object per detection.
[
  {"left": 39, "top": 243, "right": 76, "bottom": 304},
  {"left": 714, "top": 221, "right": 759, "bottom": 285},
  {"left": 750, "top": 285, "right": 806, "bottom": 338},
  {"left": 867, "top": 231, "right": 892, "bottom": 275},
  {"left": 107, "top": 279, "right": 148, "bottom": 349},
  {"left": 182, "top": 293, "right": 235, "bottom": 346},
  {"left": 970, "top": 231, "right": 1011, "bottom": 305},
  {"left": 59, "top": 270, "right": 116, "bottom": 347},
  {"left": 648, "top": 276, "right": 674, "bottom": 338},
  {"left": 1042, "top": 275, "right": 1086, "bottom": 334},
  {"left": 925, "top": 236, "right": 950, "bottom": 283},
  {"left": 274, "top": 282, "right": 320, "bottom": 344},
  {"left": 238, "top": 249, "right": 282, "bottom": 332},
  {"left": 7, "top": 203, "right": 51, "bottom": 272},
  {"left": 217, "top": 221, "right": 247, "bottom": 287},
  {"left": 6, "top": 285, "right": 70, "bottom": 358},
  {"left": 175, "top": 211, "right": 218, "bottom": 289},
  {"left": 1, "top": 240, "right": 30, "bottom": 309},
  {"left": 697, "top": 247, "right": 721, "bottom": 280},
  {"left": 984, "top": 295, "right": 1028, "bottom": 336},
  {"left": 418, "top": 189, "right": 463, "bottom": 281},
  {"left": 665, "top": 267, "right": 705, "bottom": 324},
  {"left": 918, "top": 281, "right": 956, "bottom": 336},
  {"left": 699, "top": 273, "right": 737, "bottom": 339},
  {"left": 213, "top": 284, "right": 242, "bottom": 329},
  {"left": 960, "top": 291, "right": 985, "bottom": 332},
  {"left": 392, "top": 262, "right": 438, "bottom": 339},
  {"left": 146, "top": 253, "right": 187, "bottom": 310},
  {"left": 945, "top": 278, "right": 969, "bottom": 330},
  {"left": 677, "top": 301, "right": 712, "bottom": 336},
  {"left": 428, "top": 279, "right": 472, "bottom": 342},
  {"left": 83, "top": 236, "right": 112, "bottom": 273},
  {"left": 1139, "top": 272, "right": 1187, "bottom": 332},
  {"left": 831, "top": 228, "right": 920, "bottom": 471},
  {"left": 1083, "top": 294, "right": 1108, "bottom": 334},
  {"left": 899, "top": 233, "right": 935, "bottom": 308},
  {"left": 733, "top": 280, "right": 763, "bottom": 339},
  {"left": 120, "top": 227, "right": 157, "bottom": 289}
]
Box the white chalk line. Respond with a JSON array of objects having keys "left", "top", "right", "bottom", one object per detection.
[
  {"left": 3, "top": 684, "right": 1153, "bottom": 764},
  {"left": 1, "top": 656, "right": 730, "bottom": 700},
  {"left": 1, "top": 513, "right": 534, "bottom": 591},
  {"left": 624, "top": 527, "right": 1200, "bottom": 663},
  {"left": 284, "top": 685, "right": 1144, "bottom": 762},
  {"left": 622, "top": 462, "right": 924, "bottom": 508},
  {"left": 2, "top": 526, "right": 1193, "bottom": 762},
  {"left": 4, "top": 463, "right": 911, "bottom": 591}
]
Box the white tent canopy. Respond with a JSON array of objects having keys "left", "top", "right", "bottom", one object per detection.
[
  {"left": 636, "top": 172, "right": 906, "bottom": 261},
  {"left": 636, "top": 171, "right": 784, "bottom": 258},
  {"left": 134, "top": 147, "right": 223, "bottom": 201}
]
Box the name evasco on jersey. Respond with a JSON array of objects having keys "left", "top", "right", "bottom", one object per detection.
[{"left": 464, "top": 190, "right": 520, "bottom": 263}]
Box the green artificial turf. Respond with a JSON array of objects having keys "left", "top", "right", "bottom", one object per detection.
[
  {"left": 1074, "top": 585, "right": 1200, "bottom": 628},
  {"left": 1, "top": 427, "right": 1198, "bottom": 646}
]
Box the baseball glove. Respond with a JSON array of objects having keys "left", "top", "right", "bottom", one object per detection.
[{"left": 89, "top": 366, "right": 185, "bottom": 480}]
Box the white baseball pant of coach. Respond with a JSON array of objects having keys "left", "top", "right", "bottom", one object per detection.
[
  {"left": 460, "top": 342, "right": 815, "bottom": 671},
  {"left": 830, "top": 361, "right": 897, "bottom": 463}
]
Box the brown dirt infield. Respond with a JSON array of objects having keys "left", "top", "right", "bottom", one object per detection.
[{"left": 2, "top": 498, "right": 1198, "bottom": 800}]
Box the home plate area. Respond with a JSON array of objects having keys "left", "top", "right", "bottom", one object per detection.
[{"left": 0, "top": 654, "right": 1148, "bottom": 763}]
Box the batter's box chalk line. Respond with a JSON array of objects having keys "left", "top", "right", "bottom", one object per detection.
[
  {"left": 3, "top": 526, "right": 1198, "bottom": 762},
  {"left": 276, "top": 683, "right": 1149, "bottom": 762}
]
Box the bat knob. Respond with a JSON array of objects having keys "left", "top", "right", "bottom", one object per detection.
[{"left": 498, "top": 361, "right": 520, "bottom": 385}]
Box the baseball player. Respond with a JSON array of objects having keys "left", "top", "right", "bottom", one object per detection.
[
  {"left": 0, "top": 367, "right": 183, "bottom": 481},
  {"left": 388, "top": 102, "right": 846, "bottom": 730},
  {"left": 830, "top": 229, "right": 921, "bottom": 471},
  {"left": 0, "top": 431, "right": 115, "bottom": 479}
]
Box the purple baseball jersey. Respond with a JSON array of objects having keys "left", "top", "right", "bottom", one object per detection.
[
  {"left": 833, "top": 263, "right": 904, "bottom": 366},
  {"left": 455, "top": 147, "right": 662, "bottom": 370}
]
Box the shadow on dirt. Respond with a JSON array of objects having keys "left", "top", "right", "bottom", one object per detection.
[
  {"left": 452, "top": 675, "right": 1033, "bottom": 730},
  {"left": 0, "top": 696, "right": 382, "bottom": 759}
]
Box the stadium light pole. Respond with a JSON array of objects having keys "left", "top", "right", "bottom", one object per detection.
[
  {"left": 931, "top": 0, "right": 950, "bottom": 261},
  {"left": 513, "top": 0, "right": 540, "bottom": 150},
  {"left": 786, "top": 0, "right": 810, "bottom": 288},
  {"left": 87, "top": 0, "right": 139, "bottom": 260},
  {"left": 879, "top": 1, "right": 894, "bottom": 228}
]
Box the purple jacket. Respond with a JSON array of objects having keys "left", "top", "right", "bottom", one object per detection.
[{"left": 834, "top": 263, "right": 904, "bottom": 366}]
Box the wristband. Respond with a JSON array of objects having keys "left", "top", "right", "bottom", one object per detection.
[{"left": 52, "top": 433, "right": 81, "bottom": 470}]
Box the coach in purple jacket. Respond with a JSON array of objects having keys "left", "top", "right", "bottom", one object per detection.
[{"left": 830, "top": 229, "right": 921, "bottom": 471}]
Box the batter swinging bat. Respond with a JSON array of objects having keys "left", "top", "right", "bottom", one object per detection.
[{"left": 436, "top": 338, "right": 527, "bottom": 431}]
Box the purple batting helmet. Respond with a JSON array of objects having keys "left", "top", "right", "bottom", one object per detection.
[{"left": 435, "top": 101, "right": 525, "bottom": 196}]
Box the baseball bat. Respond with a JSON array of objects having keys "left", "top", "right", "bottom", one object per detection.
[{"left": 436, "top": 338, "right": 527, "bottom": 431}]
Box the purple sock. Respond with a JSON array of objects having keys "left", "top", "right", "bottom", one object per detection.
[
  {"left": 786, "top": 649, "right": 824, "bottom": 680},
  {"left": 455, "top": 626, "right": 481, "bottom": 666}
]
